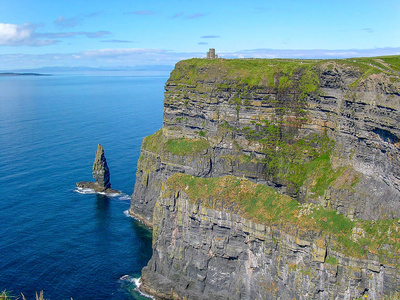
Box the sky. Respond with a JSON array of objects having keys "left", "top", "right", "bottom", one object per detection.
[{"left": 0, "top": 0, "right": 399, "bottom": 70}]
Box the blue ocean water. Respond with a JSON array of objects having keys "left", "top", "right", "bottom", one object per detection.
[{"left": 0, "top": 75, "right": 165, "bottom": 299}]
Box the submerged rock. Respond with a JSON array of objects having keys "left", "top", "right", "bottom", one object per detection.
[{"left": 76, "top": 144, "right": 121, "bottom": 194}]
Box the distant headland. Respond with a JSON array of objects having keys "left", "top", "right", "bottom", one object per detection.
[{"left": 0, "top": 72, "right": 50, "bottom": 77}]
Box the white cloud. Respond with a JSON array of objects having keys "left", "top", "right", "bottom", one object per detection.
[
  {"left": 0, "top": 22, "right": 111, "bottom": 47},
  {"left": 226, "top": 48, "right": 400, "bottom": 59},
  {"left": 0, "top": 23, "right": 55, "bottom": 46},
  {"left": 36, "top": 31, "right": 110, "bottom": 39},
  {"left": 0, "top": 47, "right": 399, "bottom": 70},
  {"left": 54, "top": 12, "right": 102, "bottom": 28},
  {"left": 201, "top": 35, "right": 220, "bottom": 39},
  {"left": 81, "top": 48, "right": 165, "bottom": 58}
]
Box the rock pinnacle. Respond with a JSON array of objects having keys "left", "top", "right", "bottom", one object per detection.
[
  {"left": 76, "top": 144, "right": 120, "bottom": 194},
  {"left": 92, "top": 144, "right": 111, "bottom": 188}
]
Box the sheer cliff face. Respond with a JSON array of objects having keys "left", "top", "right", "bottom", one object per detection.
[
  {"left": 130, "top": 57, "right": 400, "bottom": 299},
  {"left": 131, "top": 58, "right": 400, "bottom": 223},
  {"left": 140, "top": 178, "right": 397, "bottom": 300}
]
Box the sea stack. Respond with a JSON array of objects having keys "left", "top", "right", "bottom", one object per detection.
[
  {"left": 92, "top": 144, "right": 111, "bottom": 188},
  {"left": 76, "top": 144, "right": 120, "bottom": 194}
]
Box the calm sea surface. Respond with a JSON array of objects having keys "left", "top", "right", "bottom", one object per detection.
[{"left": 0, "top": 75, "right": 165, "bottom": 299}]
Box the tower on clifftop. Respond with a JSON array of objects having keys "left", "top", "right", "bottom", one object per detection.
[{"left": 206, "top": 48, "right": 218, "bottom": 59}]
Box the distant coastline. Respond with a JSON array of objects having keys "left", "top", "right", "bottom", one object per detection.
[{"left": 0, "top": 72, "right": 50, "bottom": 77}]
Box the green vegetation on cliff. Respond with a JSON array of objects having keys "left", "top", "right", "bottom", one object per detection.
[
  {"left": 169, "top": 55, "right": 400, "bottom": 90},
  {"left": 170, "top": 58, "right": 321, "bottom": 91},
  {"left": 225, "top": 117, "right": 343, "bottom": 199},
  {"left": 165, "top": 173, "right": 400, "bottom": 262},
  {"left": 164, "top": 138, "right": 209, "bottom": 155},
  {"left": 343, "top": 55, "right": 400, "bottom": 74},
  {"left": 142, "top": 129, "right": 210, "bottom": 156}
]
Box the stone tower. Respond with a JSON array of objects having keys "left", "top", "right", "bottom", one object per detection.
[{"left": 206, "top": 48, "right": 218, "bottom": 59}]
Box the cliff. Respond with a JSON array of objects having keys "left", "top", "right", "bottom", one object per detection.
[{"left": 130, "top": 56, "right": 400, "bottom": 299}]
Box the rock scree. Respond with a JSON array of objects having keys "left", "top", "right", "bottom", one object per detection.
[{"left": 76, "top": 144, "right": 120, "bottom": 194}]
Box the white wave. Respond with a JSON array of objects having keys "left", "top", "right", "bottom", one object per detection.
[
  {"left": 119, "top": 276, "right": 155, "bottom": 299},
  {"left": 119, "top": 274, "right": 132, "bottom": 281},
  {"left": 133, "top": 277, "right": 155, "bottom": 299},
  {"left": 75, "top": 187, "right": 96, "bottom": 194},
  {"left": 123, "top": 210, "right": 146, "bottom": 224},
  {"left": 118, "top": 194, "right": 131, "bottom": 201},
  {"left": 123, "top": 210, "right": 133, "bottom": 218},
  {"left": 75, "top": 187, "right": 123, "bottom": 198},
  {"left": 98, "top": 191, "right": 121, "bottom": 197}
]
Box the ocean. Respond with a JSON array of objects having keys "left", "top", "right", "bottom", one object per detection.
[{"left": 0, "top": 74, "right": 165, "bottom": 299}]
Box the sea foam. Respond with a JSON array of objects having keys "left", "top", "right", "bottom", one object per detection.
[
  {"left": 75, "top": 187, "right": 96, "bottom": 194},
  {"left": 119, "top": 276, "right": 155, "bottom": 299},
  {"left": 118, "top": 194, "right": 131, "bottom": 201}
]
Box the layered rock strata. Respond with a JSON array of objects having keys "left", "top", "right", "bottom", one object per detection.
[
  {"left": 77, "top": 144, "right": 120, "bottom": 194},
  {"left": 131, "top": 59, "right": 400, "bottom": 224},
  {"left": 130, "top": 57, "right": 400, "bottom": 299},
  {"left": 140, "top": 175, "right": 400, "bottom": 299}
]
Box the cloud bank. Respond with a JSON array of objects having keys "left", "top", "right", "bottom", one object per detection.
[
  {"left": 54, "top": 12, "right": 101, "bottom": 29},
  {"left": 0, "top": 47, "right": 399, "bottom": 70},
  {"left": 0, "top": 22, "right": 110, "bottom": 46},
  {"left": 0, "top": 23, "right": 55, "bottom": 46}
]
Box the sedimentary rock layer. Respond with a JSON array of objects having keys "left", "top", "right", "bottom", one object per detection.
[
  {"left": 141, "top": 176, "right": 399, "bottom": 299},
  {"left": 130, "top": 57, "right": 400, "bottom": 299},
  {"left": 131, "top": 58, "right": 400, "bottom": 223}
]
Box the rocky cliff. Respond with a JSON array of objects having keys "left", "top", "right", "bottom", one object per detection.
[{"left": 130, "top": 56, "right": 400, "bottom": 299}]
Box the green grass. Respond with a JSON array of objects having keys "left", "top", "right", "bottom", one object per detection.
[
  {"left": 325, "top": 256, "right": 338, "bottom": 265},
  {"left": 164, "top": 173, "right": 400, "bottom": 261},
  {"left": 142, "top": 129, "right": 164, "bottom": 153},
  {"left": 170, "top": 58, "right": 322, "bottom": 90},
  {"left": 244, "top": 121, "right": 341, "bottom": 199},
  {"left": 169, "top": 56, "right": 400, "bottom": 92},
  {"left": 164, "top": 138, "right": 210, "bottom": 156},
  {"left": 343, "top": 55, "right": 400, "bottom": 73},
  {"left": 142, "top": 129, "right": 210, "bottom": 156}
]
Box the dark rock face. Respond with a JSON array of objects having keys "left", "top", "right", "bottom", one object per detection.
[
  {"left": 140, "top": 191, "right": 398, "bottom": 300},
  {"left": 92, "top": 144, "right": 111, "bottom": 188},
  {"left": 131, "top": 60, "right": 400, "bottom": 223},
  {"left": 76, "top": 144, "right": 120, "bottom": 194},
  {"left": 129, "top": 58, "right": 400, "bottom": 299}
]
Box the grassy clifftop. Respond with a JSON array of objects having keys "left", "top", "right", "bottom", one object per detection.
[
  {"left": 142, "top": 129, "right": 209, "bottom": 156},
  {"left": 169, "top": 55, "right": 400, "bottom": 88}
]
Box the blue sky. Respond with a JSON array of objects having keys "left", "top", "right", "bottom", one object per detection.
[{"left": 0, "top": 0, "right": 399, "bottom": 70}]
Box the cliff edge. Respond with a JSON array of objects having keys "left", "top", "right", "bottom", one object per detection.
[{"left": 130, "top": 56, "right": 400, "bottom": 299}]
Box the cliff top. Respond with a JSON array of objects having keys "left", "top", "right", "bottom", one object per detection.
[{"left": 169, "top": 55, "right": 400, "bottom": 88}]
